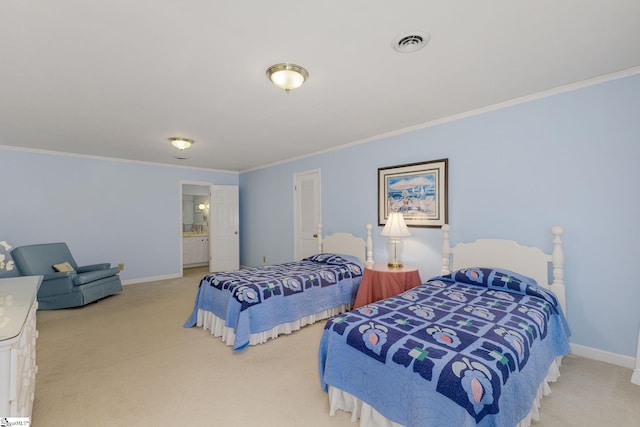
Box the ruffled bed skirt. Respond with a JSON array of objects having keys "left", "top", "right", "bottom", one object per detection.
[
  {"left": 194, "top": 304, "right": 352, "bottom": 347},
  {"left": 327, "top": 356, "right": 564, "bottom": 427}
]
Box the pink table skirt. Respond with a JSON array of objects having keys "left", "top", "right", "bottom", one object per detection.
[{"left": 353, "top": 263, "right": 422, "bottom": 308}]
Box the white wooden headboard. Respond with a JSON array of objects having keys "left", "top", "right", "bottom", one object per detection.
[
  {"left": 440, "top": 224, "right": 566, "bottom": 313},
  {"left": 316, "top": 224, "right": 374, "bottom": 267}
]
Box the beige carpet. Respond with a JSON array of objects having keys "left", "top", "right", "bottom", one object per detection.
[{"left": 32, "top": 267, "right": 640, "bottom": 427}]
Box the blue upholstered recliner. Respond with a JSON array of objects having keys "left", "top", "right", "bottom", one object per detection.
[{"left": 11, "top": 242, "right": 122, "bottom": 309}]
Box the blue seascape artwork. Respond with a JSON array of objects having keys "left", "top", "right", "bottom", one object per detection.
[{"left": 386, "top": 172, "right": 438, "bottom": 218}]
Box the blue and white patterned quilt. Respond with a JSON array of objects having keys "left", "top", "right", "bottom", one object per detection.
[
  {"left": 318, "top": 267, "right": 571, "bottom": 427},
  {"left": 184, "top": 253, "right": 363, "bottom": 350}
]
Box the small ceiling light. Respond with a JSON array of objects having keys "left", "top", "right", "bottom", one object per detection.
[
  {"left": 169, "top": 137, "right": 194, "bottom": 150},
  {"left": 266, "top": 63, "right": 309, "bottom": 92}
]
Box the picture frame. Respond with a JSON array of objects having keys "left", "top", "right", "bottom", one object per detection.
[{"left": 378, "top": 158, "right": 448, "bottom": 228}]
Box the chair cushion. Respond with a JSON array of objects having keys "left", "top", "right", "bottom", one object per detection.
[
  {"left": 73, "top": 267, "right": 120, "bottom": 285},
  {"left": 53, "top": 261, "right": 75, "bottom": 272}
]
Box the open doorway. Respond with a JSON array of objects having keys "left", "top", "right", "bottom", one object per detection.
[
  {"left": 180, "top": 182, "right": 240, "bottom": 274},
  {"left": 181, "top": 183, "right": 211, "bottom": 271}
]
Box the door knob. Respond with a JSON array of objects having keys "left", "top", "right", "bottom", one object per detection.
[
  {"left": 234, "top": 231, "right": 238, "bottom": 235},
  {"left": 313, "top": 233, "right": 318, "bottom": 238}
]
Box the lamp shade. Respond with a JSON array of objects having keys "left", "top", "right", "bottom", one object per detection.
[{"left": 380, "top": 212, "right": 411, "bottom": 237}]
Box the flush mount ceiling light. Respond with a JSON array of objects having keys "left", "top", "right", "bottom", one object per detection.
[
  {"left": 169, "top": 137, "right": 194, "bottom": 150},
  {"left": 392, "top": 31, "right": 431, "bottom": 53},
  {"left": 266, "top": 63, "right": 309, "bottom": 92}
]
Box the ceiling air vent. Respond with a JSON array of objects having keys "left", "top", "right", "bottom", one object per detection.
[{"left": 392, "top": 31, "right": 430, "bottom": 53}]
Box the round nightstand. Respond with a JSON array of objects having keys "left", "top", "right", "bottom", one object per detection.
[{"left": 353, "top": 263, "right": 422, "bottom": 308}]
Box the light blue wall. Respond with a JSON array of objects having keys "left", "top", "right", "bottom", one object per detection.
[
  {"left": 239, "top": 73, "right": 640, "bottom": 358},
  {"left": 1, "top": 73, "right": 638, "bottom": 359},
  {"left": 0, "top": 150, "right": 238, "bottom": 280}
]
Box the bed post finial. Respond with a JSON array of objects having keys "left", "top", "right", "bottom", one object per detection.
[
  {"left": 550, "top": 225, "right": 566, "bottom": 313},
  {"left": 317, "top": 224, "right": 323, "bottom": 254},
  {"left": 441, "top": 224, "right": 451, "bottom": 275},
  {"left": 365, "top": 224, "right": 374, "bottom": 267}
]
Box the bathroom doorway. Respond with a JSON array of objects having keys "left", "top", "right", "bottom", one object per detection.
[
  {"left": 181, "top": 183, "right": 211, "bottom": 271},
  {"left": 180, "top": 182, "right": 239, "bottom": 273}
]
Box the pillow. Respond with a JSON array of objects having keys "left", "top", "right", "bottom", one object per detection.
[
  {"left": 53, "top": 261, "right": 75, "bottom": 272},
  {"left": 328, "top": 254, "right": 362, "bottom": 265},
  {"left": 303, "top": 253, "right": 363, "bottom": 267},
  {"left": 302, "top": 253, "right": 334, "bottom": 264},
  {"left": 441, "top": 267, "right": 538, "bottom": 291},
  {"left": 433, "top": 267, "right": 562, "bottom": 312}
]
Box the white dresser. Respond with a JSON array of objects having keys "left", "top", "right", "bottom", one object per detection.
[{"left": 0, "top": 275, "right": 41, "bottom": 418}]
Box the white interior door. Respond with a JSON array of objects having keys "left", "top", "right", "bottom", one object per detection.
[
  {"left": 294, "top": 169, "right": 321, "bottom": 260},
  {"left": 209, "top": 185, "right": 239, "bottom": 272}
]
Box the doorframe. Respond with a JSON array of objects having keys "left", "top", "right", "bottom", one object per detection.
[
  {"left": 180, "top": 180, "right": 213, "bottom": 275},
  {"left": 293, "top": 169, "right": 321, "bottom": 260}
]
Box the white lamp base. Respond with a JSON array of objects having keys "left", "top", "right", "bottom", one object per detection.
[{"left": 386, "top": 237, "right": 404, "bottom": 270}]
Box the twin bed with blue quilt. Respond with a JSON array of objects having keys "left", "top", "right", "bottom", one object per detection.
[
  {"left": 319, "top": 225, "right": 570, "bottom": 427},
  {"left": 184, "top": 225, "right": 374, "bottom": 350}
]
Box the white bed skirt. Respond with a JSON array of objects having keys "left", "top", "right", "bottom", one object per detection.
[
  {"left": 327, "top": 356, "right": 564, "bottom": 427},
  {"left": 194, "top": 304, "right": 352, "bottom": 347}
]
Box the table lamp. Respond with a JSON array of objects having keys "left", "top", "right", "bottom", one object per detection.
[{"left": 380, "top": 212, "right": 411, "bottom": 269}]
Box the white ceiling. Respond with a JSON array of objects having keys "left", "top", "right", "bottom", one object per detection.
[{"left": 1, "top": 1, "right": 639, "bottom": 172}]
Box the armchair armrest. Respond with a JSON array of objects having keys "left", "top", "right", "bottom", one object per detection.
[
  {"left": 43, "top": 271, "right": 75, "bottom": 281},
  {"left": 76, "top": 263, "right": 112, "bottom": 273},
  {"left": 40, "top": 272, "right": 76, "bottom": 296}
]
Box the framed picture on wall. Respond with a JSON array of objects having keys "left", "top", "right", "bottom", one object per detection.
[{"left": 378, "top": 158, "right": 448, "bottom": 227}]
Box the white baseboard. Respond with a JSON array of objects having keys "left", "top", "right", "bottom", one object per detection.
[
  {"left": 570, "top": 343, "right": 636, "bottom": 369},
  {"left": 121, "top": 272, "right": 182, "bottom": 286}
]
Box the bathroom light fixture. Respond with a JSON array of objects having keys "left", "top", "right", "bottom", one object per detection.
[
  {"left": 169, "top": 137, "right": 194, "bottom": 150},
  {"left": 266, "top": 63, "right": 308, "bottom": 92},
  {"left": 380, "top": 212, "right": 411, "bottom": 269}
]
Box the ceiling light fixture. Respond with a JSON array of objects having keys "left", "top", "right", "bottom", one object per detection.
[
  {"left": 266, "top": 63, "right": 309, "bottom": 92},
  {"left": 169, "top": 137, "right": 194, "bottom": 150}
]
